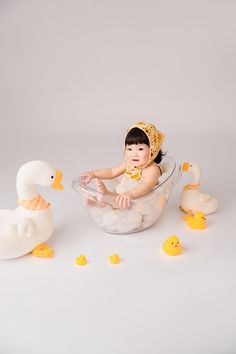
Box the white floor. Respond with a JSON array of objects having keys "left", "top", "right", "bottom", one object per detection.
[{"left": 0, "top": 134, "right": 235, "bottom": 354}]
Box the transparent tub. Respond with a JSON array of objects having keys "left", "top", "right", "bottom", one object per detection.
[{"left": 72, "top": 156, "right": 181, "bottom": 234}]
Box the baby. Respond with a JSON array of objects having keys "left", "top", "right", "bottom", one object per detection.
[{"left": 80, "top": 122, "right": 165, "bottom": 209}]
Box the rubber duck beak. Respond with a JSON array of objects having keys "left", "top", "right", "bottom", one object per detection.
[
  {"left": 51, "top": 170, "right": 64, "bottom": 190},
  {"left": 182, "top": 162, "right": 189, "bottom": 171}
]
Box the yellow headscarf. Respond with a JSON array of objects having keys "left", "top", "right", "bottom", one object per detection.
[{"left": 124, "top": 122, "right": 165, "bottom": 180}]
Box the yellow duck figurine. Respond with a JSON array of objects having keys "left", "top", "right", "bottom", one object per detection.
[
  {"left": 109, "top": 253, "right": 120, "bottom": 264},
  {"left": 180, "top": 162, "right": 218, "bottom": 215},
  {"left": 182, "top": 211, "right": 207, "bottom": 230},
  {"left": 0, "top": 160, "right": 63, "bottom": 259},
  {"left": 163, "top": 236, "right": 182, "bottom": 256},
  {"left": 76, "top": 255, "right": 87, "bottom": 266}
]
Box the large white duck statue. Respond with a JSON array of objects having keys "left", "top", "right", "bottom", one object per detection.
[
  {"left": 180, "top": 162, "right": 218, "bottom": 215},
  {"left": 0, "top": 160, "right": 63, "bottom": 260}
]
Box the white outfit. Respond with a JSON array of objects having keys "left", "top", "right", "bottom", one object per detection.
[{"left": 115, "top": 163, "right": 162, "bottom": 194}]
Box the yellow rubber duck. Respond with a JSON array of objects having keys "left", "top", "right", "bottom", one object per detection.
[
  {"left": 183, "top": 211, "right": 207, "bottom": 230},
  {"left": 109, "top": 253, "right": 120, "bottom": 264},
  {"left": 163, "top": 236, "right": 182, "bottom": 256},
  {"left": 76, "top": 255, "right": 87, "bottom": 266}
]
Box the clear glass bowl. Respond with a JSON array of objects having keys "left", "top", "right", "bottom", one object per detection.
[{"left": 72, "top": 156, "right": 181, "bottom": 234}]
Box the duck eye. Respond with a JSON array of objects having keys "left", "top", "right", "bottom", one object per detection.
[
  {"left": 171, "top": 242, "right": 174, "bottom": 244},
  {"left": 51, "top": 176, "right": 54, "bottom": 179}
]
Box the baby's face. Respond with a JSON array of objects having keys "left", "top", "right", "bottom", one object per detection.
[{"left": 125, "top": 144, "right": 149, "bottom": 167}]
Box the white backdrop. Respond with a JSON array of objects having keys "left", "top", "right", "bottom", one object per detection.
[
  {"left": 0, "top": 0, "right": 235, "bottom": 139},
  {"left": 0, "top": 1, "right": 236, "bottom": 354}
]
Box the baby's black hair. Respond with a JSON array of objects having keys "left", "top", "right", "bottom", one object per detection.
[{"left": 125, "top": 127, "right": 165, "bottom": 164}]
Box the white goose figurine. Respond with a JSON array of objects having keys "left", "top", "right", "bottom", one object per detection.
[
  {"left": 180, "top": 162, "right": 218, "bottom": 215},
  {"left": 0, "top": 160, "right": 63, "bottom": 260}
]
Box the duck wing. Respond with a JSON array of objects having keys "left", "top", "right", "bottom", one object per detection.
[
  {"left": 198, "top": 193, "right": 211, "bottom": 202},
  {"left": 0, "top": 210, "right": 36, "bottom": 238}
]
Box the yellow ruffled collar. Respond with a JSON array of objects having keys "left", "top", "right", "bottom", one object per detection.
[
  {"left": 124, "top": 164, "right": 143, "bottom": 181},
  {"left": 18, "top": 194, "right": 51, "bottom": 210}
]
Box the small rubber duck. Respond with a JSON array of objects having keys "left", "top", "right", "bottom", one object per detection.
[
  {"left": 76, "top": 255, "right": 87, "bottom": 266},
  {"left": 163, "top": 236, "right": 182, "bottom": 256},
  {"left": 109, "top": 253, "right": 120, "bottom": 264},
  {"left": 183, "top": 211, "right": 207, "bottom": 230}
]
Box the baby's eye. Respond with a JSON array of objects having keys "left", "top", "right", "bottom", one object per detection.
[
  {"left": 138, "top": 148, "right": 144, "bottom": 151},
  {"left": 127, "top": 148, "right": 132, "bottom": 151}
]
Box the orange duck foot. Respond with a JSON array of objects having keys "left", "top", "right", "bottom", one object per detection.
[{"left": 32, "top": 243, "right": 54, "bottom": 258}]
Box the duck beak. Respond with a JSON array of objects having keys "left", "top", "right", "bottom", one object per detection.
[
  {"left": 182, "top": 162, "right": 189, "bottom": 171},
  {"left": 51, "top": 170, "right": 64, "bottom": 190}
]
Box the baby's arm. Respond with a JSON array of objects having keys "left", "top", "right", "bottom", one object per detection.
[
  {"left": 127, "top": 165, "right": 161, "bottom": 198},
  {"left": 80, "top": 162, "right": 126, "bottom": 184},
  {"left": 116, "top": 165, "right": 161, "bottom": 208}
]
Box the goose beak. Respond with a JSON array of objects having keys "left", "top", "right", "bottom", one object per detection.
[
  {"left": 182, "top": 162, "right": 189, "bottom": 171},
  {"left": 51, "top": 170, "right": 64, "bottom": 190}
]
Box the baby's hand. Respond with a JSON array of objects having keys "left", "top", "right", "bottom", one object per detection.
[
  {"left": 80, "top": 172, "right": 95, "bottom": 185},
  {"left": 116, "top": 193, "right": 132, "bottom": 209}
]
